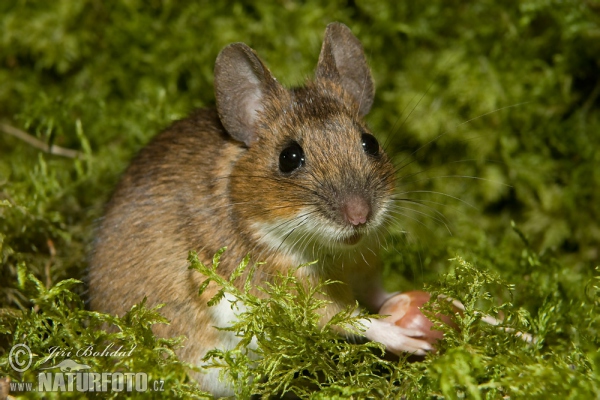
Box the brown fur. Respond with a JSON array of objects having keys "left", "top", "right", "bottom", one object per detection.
[{"left": 89, "top": 23, "right": 404, "bottom": 395}]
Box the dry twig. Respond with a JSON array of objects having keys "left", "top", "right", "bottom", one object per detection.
[{"left": 1, "top": 122, "right": 82, "bottom": 158}]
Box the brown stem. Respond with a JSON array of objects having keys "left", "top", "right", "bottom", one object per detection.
[{"left": 1, "top": 122, "right": 83, "bottom": 159}]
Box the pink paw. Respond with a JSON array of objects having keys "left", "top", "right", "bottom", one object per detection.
[{"left": 379, "top": 291, "right": 458, "bottom": 345}]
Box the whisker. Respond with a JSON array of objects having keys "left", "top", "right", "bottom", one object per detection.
[
  {"left": 398, "top": 174, "right": 512, "bottom": 187},
  {"left": 389, "top": 102, "right": 527, "bottom": 173},
  {"left": 392, "top": 190, "right": 478, "bottom": 210},
  {"left": 212, "top": 174, "right": 331, "bottom": 203},
  {"left": 392, "top": 197, "right": 468, "bottom": 219},
  {"left": 388, "top": 205, "right": 452, "bottom": 235},
  {"left": 275, "top": 215, "right": 311, "bottom": 255},
  {"left": 262, "top": 210, "right": 320, "bottom": 240},
  {"left": 390, "top": 199, "right": 453, "bottom": 227},
  {"left": 392, "top": 158, "right": 480, "bottom": 183},
  {"left": 384, "top": 208, "right": 437, "bottom": 234},
  {"left": 382, "top": 55, "right": 454, "bottom": 150}
]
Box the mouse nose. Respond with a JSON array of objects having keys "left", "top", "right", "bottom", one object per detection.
[{"left": 341, "top": 195, "right": 371, "bottom": 226}]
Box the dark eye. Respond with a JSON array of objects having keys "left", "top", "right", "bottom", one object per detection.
[
  {"left": 279, "top": 141, "right": 305, "bottom": 173},
  {"left": 362, "top": 133, "right": 379, "bottom": 157}
]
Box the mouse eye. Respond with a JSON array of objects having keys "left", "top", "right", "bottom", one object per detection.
[
  {"left": 279, "top": 141, "right": 305, "bottom": 173},
  {"left": 361, "top": 133, "right": 380, "bottom": 157}
]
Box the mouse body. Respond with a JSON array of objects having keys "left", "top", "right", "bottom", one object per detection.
[{"left": 88, "top": 23, "right": 432, "bottom": 396}]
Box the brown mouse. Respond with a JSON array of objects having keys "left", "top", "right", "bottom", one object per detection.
[{"left": 88, "top": 22, "right": 433, "bottom": 396}]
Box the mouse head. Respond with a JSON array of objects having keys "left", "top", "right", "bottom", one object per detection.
[{"left": 215, "top": 23, "right": 395, "bottom": 257}]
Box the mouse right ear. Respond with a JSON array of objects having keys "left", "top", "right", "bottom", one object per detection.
[
  {"left": 214, "top": 43, "right": 280, "bottom": 146},
  {"left": 316, "top": 23, "right": 374, "bottom": 117}
]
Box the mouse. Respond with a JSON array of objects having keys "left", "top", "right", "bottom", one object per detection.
[{"left": 88, "top": 22, "right": 433, "bottom": 396}]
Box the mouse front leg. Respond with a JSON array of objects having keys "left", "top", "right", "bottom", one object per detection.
[{"left": 349, "top": 266, "right": 399, "bottom": 312}]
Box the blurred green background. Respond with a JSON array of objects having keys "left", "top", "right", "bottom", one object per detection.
[{"left": 0, "top": 0, "right": 599, "bottom": 396}]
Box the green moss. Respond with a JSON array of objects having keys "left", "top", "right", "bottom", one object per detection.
[
  {"left": 0, "top": 263, "right": 210, "bottom": 398},
  {"left": 1, "top": 0, "right": 599, "bottom": 398}
]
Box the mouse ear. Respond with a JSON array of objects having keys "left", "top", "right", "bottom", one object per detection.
[
  {"left": 316, "top": 22, "right": 374, "bottom": 117},
  {"left": 214, "top": 43, "right": 280, "bottom": 146}
]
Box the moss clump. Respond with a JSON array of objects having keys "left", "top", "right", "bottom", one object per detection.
[{"left": 0, "top": 264, "right": 210, "bottom": 398}]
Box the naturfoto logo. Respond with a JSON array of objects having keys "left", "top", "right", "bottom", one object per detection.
[
  {"left": 7, "top": 344, "right": 164, "bottom": 394},
  {"left": 38, "top": 361, "right": 149, "bottom": 393}
]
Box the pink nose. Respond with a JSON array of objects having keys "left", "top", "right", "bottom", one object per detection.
[{"left": 342, "top": 196, "right": 371, "bottom": 226}]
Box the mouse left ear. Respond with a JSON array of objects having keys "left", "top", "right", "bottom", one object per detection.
[
  {"left": 316, "top": 22, "right": 374, "bottom": 117},
  {"left": 214, "top": 43, "right": 282, "bottom": 146}
]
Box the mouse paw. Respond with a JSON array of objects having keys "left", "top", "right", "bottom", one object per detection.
[
  {"left": 362, "top": 318, "right": 434, "bottom": 356},
  {"left": 379, "top": 291, "right": 460, "bottom": 343}
]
